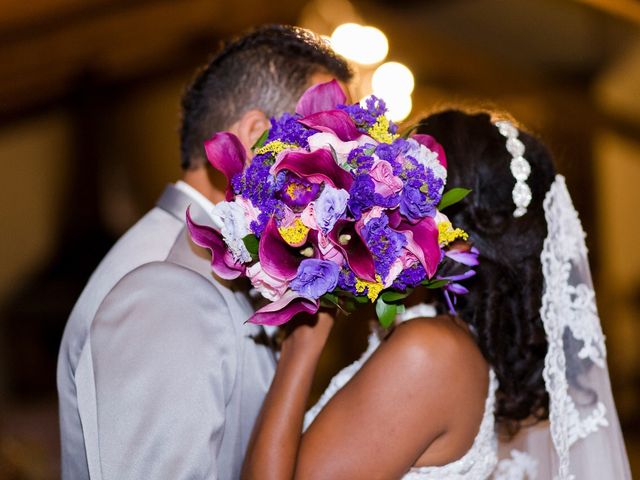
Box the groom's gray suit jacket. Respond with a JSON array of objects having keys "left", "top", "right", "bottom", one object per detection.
[{"left": 57, "top": 184, "right": 276, "bottom": 480}]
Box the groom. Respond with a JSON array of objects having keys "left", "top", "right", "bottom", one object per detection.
[{"left": 57, "top": 25, "right": 352, "bottom": 480}]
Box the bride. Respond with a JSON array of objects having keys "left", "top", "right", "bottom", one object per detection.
[{"left": 240, "top": 109, "right": 632, "bottom": 479}]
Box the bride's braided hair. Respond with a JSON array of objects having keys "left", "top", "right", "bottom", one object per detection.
[{"left": 416, "top": 110, "right": 555, "bottom": 434}]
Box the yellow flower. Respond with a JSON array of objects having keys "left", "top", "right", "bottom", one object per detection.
[
  {"left": 438, "top": 220, "right": 469, "bottom": 246},
  {"left": 255, "top": 140, "right": 297, "bottom": 155},
  {"left": 367, "top": 115, "right": 399, "bottom": 144},
  {"left": 355, "top": 275, "right": 384, "bottom": 302},
  {"left": 278, "top": 218, "right": 310, "bottom": 246}
]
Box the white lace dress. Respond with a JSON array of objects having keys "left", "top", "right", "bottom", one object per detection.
[{"left": 303, "top": 304, "right": 500, "bottom": 479}]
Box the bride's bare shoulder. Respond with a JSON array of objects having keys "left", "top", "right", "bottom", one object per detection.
[{"left": 383, "top": 315, "right": 486, "bottom": 370}]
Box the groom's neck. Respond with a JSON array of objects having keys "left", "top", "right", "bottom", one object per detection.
[{"left": 181, "top": 166, "right": 226, "bottom": 205}]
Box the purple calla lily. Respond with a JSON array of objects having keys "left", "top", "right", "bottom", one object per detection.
[
  {"left": 393, "top": 217, "right": 441, "bottom": 278},
  {"left": 259, "top": 218, "right": 306, "bottom": 281},
  {"left": 204, "top": 132, "right": 246, "bottom": 201},
  {"left": 295, "top": 79, "right": 347, "bottom": 117},
  {"left": 412, "top": 134, "right": 447, "bottom": 169},
  {"left": 272, "top": 149, "right": 353, "bottom": 191},
  {"left": 438, "top": 269, "right": 477, "bottom": 283},
  {"left": 445, "top": 245, "right": 480, "bottom": 266},
  {"left": 328, "top": 220, "right": 376, "bottom": 281},
  {"left": 249, "top": 290, "right": 320, "bottom": 326},
  {"left": 298, "top": 110, "right": 363, "bottom": 142},
  {"left": 186, "top": 207, "right": 245, "bottom": 280}
]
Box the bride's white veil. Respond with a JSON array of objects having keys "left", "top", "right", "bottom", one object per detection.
[{"left": 494, "top": 175, "right": 631, "bottom": 479}]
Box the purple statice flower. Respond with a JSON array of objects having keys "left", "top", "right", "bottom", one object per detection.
[
  {"left": 338, "top": 95, "right": 394, "bottom": 133},
  {"left": 348, "top": 174, "right": 376, "bottom": 220},
  {"left": 391, "top": 262, "right": 427, "bottom": 290},
  {"left": 315, "top": 185, "right": 350, "bottom": 233},
  {"left": 348, "top": 175, "right": 401, "bottom": 220},
  {"left": 361, "top": 213, "right": 407, "bottom": 280},
  {"left": 399, "top": 183, "right": 436, "bottom": 221},
  {"left": 346, "top": 145, "right": 375, "bottom": 173},
  {"left": 375, "top": 138, "right": 411, "bottom": 175},
  {"left": 267, "top": 112, "right": 314, "bottom": 147},
  {"left": 338, "top": 267, "right": 358, "bottom": 295},
  {"left": 398, "top": 164, "right": 444, "bottom": 222},
  {"left": 422, "top": 166, "right": 445, "bottom": 206},
  {"left": 373, "top": 192, "right": 401, "bottom": 209},
  {"left": 290, "top": 259, "right": 340, "bottom": 299},
  {"left": 235, "top": 153, "right": 284, "bottom": 236}
]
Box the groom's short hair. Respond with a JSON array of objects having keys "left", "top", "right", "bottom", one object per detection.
[{"left": 180, "top": 25, "right": 352, "bottom": 170}]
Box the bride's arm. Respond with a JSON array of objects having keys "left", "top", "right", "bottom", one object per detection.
[
  {"left": 241, "top": 312, "right": 334, "bottom": 480},
  {"left": 243, "top": 316, "right": 481, "bottom": 480}
]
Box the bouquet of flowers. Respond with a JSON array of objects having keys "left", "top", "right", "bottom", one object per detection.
[{"left": 187, "top": 80, "right": 478, "bottom": 327}]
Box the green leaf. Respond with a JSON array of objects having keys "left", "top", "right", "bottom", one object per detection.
[
  {"left": 422, "top": 279, "right": 449, "bottom": 289},
  {"left": 251, "top": 129, "right": 269, "bottom": 151},
  {"left": 375, "top": 297, "right": 398, "bottom": 328},
  {"left": 320, "top": 292, "right": 340, "bottom": 306},
  {"left": 354, "top": 295, "right": 370, "bottom": 304},
  {"left": 242, "top": 234, "right": 259, "bottom": 255},
  {"left": 437, "top": 188, "right": 472, "bottom": 211},
  {"left": 380, "top": 289, "right": 412, "bottom": 303}
]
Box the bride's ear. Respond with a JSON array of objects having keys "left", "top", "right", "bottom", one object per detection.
[{"left": 229, "top": 109, "right": 270, "bottom": 157}]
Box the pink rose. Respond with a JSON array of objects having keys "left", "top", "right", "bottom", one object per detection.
[
  {"left": 370, "top": 159, "right": 403, "bottom": 197},
  {"left": 384, "top": 249, "right": 419, "bottom": 287},
  {"left": 361, "top": 206, "right": 384, "bottom": 225},
  {"left": 281, "top": 205, "right": 297, "bottom": 228},
  {"left": 317, "top": 232, "right": 345, "bottom": 266},
  {"left": 247, "top": 262, "right": 289, "bottom": 302},
  {"left": 236, "top": 196, "right": 261, "bottom": 225},
  {"left": 301, "top": 202, "right": 319, "bottom": 230}
]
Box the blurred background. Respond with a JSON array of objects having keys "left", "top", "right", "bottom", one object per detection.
[{"left": 1, "top": 0, "right": 639, "bottom": 478}]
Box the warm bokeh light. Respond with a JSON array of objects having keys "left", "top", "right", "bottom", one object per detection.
[
  {"left": 362, "top": 93, "right": 412, "bottom": 122},
  {"left": 372, "top": 61, "right": 415, "bottom": 96},
  {"left": 330, "top": 23, "right": 388, "bottom": 65},
  {"left": 385, "top": 94, "right": 412, "bottom": 122},
  {"left": 369, "top": 62, "right": 414, "bottom": 122}
]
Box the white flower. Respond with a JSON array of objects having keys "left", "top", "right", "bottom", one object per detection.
[
  {"left": 407, "top": 138, "right": 447, "bottom": 181},
  {"left": 434, "top": 211, "right": 450, "bottom": 227},
  {"left": 307, "top": 132, "right": 373, "bottom": 165},
  {"left": 210, "top": 200, "right": 252, "bottom": 263}
]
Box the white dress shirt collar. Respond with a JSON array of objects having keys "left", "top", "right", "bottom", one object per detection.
[{"left": 175, "top": 180, "right": 216, "bottom": 219}]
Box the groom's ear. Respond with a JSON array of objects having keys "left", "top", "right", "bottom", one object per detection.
[{"left": 229, "top": 110, "right": 270, "bottom": 158}]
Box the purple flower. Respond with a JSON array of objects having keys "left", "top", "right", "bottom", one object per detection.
[
  {"left": 347, "top": 146, "right": 375, "bottom": 173},
  {"left": 280, "top": 174, "right": 321, "bottom": 209},
  {"left": 290, "top": 259, "right": 340, "bottom": 299},
  {"left": 338, "top": 267, "right": 358, "bottom": 294},
  {"left": 315, "top": 186, "right": 350, "bottom": 233},
  {"left": 338, "top": 96, "right": 397, "bottom": 134},
  {"left": 391, "top": 263, "right": 427, "bottom": 290},
  {"left": 267, "top": 112, "right": 314, "bottom": 146},
  {"left": 234, "top": 152, "right": 283, "bottom": 230},
  {"left": 399, "top": 184, "right": 437, "bottom": 222},
  {"left": 361, "top": 213, "right": 407, "bottom": 280},
  {"left": 204, "top": 132, "right": 246, "bottom": 201},
  {"left": 296, "top": 80, "right": 347, "bottom": 117},
  {"left": 348, "top": 175, "right": 376, "bottom": 220},
  {"left": 375, "top": 137, "right": 411, "bottom": 172}
]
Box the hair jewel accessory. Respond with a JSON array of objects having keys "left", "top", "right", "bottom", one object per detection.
[{"left": 494, "top": 120, "right": 532, "bottom": 217}]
